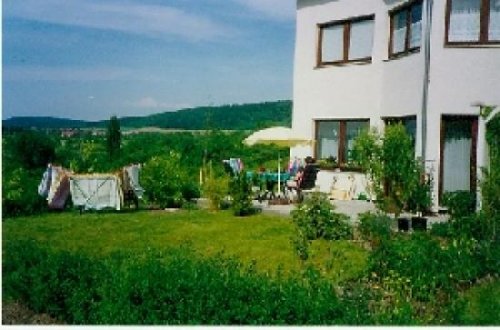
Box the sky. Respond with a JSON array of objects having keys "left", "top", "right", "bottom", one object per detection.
[{"left": 2, "top": 0, "right": 296, "bottom": 121}]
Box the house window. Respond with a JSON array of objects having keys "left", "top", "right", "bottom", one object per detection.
[
  {"left": 390, "top": 1, "right": 423, "bottom": 56},
  {"left": 318, "top": 15, "right": 375, "bottom": 66},
  {"left": 315, "top": 119, "right": 369, "bottom": 167},
  {"left": 446, "top": 0, "right": 500, "bottom": 44}
]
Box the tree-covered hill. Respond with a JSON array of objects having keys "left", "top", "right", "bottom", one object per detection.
[{"left": 3, "top": 100, "right": 292, "bottom": 130}]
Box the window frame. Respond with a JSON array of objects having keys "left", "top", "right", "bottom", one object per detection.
[
  {"left": 445, "top": 0, "right": 500, "bottom": 46},
  {"left": 317, "top": 14, "right": 375, "bottom": 67},
  {"left": 314, "top": 119, "right": 370, "bottom": 169},
  {"left": 389, "top": 0, "right": 424, "bottom": 58}
]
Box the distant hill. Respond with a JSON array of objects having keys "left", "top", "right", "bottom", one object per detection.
[
  {"left": 3, "top": 100, "right": 292, "bottom": 130},
  {"left": 2, "top": 116, "right": 93, "bottom": 129}
]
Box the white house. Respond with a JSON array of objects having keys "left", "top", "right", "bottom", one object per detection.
[{"left": 291, "top": 0, "right": 500, "bottom": 209}]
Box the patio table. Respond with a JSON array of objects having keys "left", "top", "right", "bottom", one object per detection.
[{"left": 247, "top": 171, "right": 292, "bottom": 201}]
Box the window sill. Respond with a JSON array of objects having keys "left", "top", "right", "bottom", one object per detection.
[
  {"left": 318, "top": 165, "right": 364, "bottom": 173},
  {"left": 384, "top": 48, "right": 421, "bottom": 62},
  {"left": 315, "top": 59, "right": 372, "bottom": 69},
  {"left": 444, "top": 42, "right": 500, "bottom": 48}
]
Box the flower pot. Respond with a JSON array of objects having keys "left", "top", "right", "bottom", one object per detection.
[
  {"left": 397, "top": 217, "right": 410, "bottom": 232},
  {"left": 411, "top": 217, "right": 428, "bottom": 231}
]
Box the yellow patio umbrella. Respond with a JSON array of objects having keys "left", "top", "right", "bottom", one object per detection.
[{"left": 243, "top": 126, "right": 314, "bottom": 195}]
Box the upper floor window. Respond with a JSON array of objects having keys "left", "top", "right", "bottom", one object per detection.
[
  {"left": 390, "top": 1, "right": 423, "bottom": 57},
  {"left": 318, "top": 15, "right": 375, "bottom": 66},
  {"left": 446, "top": 0, "right": 500, "bottom": 44}
]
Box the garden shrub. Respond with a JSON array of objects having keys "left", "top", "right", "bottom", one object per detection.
[
  {"left": 141, "top": 153, "right": 198, "bottom": 208},
  {"left": 429, "top": 222, "right": 452, "bottom": 238},
  {"left": 2, "top": 240, "right": 373, "bottom": 325},
  {"left": 229, "top": 171, "right": 255, "bottom": 216},
  {"left": 202, "top": 173, "right": 230, "bottom": 210},
  {"left": 291, "top": 192, "right": 352, "bottom": 241},
  {"left": 446, "top": 279, "right": 500, "bottom": 325},
  {"left": 369, "top": 233, "right": 482, "bottom": 303},
  {"left": 2, "top": 168, "right": 48, "bottom": 218},
  {"left": 442, "top": 191, "right": 476, "bottom": 219},
  {"left": 358, "top": 212, "right": 393, "bottom": 247}
]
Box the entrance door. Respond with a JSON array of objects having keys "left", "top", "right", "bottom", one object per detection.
[{"left": 440, "top": 116, "right": 478, "bottom": 200}]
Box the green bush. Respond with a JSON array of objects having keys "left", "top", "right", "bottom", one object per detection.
[
  {"left": 229, "top": 171, "right": 255, "bottom": 216},
  {"left": 3, "top": 240, "right": 373, "bottom": 325},
  {"left": 447, "top": 279, "right": 500, "bottom": 325},
  {"left": 429, "top": 222, "right": 452, "bottom": 238},
  {"left": 442, "top": 191, "right": 476, "bottom": 219},
  {"left": 369, "top": 233, "right": 482, "bottom": 302},
  {"left": 358, "top": 212, "right": 392, "bottom": 247},
  {"left": 202, "top": 173, "right": 230, "bottom": 210},
  {"left": 2, "top": 168, "right": 48, "bottom": 218},
  {"left": 291, "top": 192, "right": 352, "bottom": 240},
  {"left": 141, "top": 153, "right": 198, "bottom": 208}
]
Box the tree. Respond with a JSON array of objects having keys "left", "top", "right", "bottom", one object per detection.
[{"left": 106, "top": 115, "right": 121, "bottom": 159}]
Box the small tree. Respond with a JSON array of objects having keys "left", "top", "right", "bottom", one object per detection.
[{"left": 106, "top": 115, "right": 121, "bottom": 160}]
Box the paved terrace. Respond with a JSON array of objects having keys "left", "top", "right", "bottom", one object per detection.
[{"left": 255, "top": 199, "right": 449, "bottom": 227}]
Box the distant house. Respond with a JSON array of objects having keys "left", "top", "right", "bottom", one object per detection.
[{"left": 291, "top": 0, "right": 500, "bottom": 209}]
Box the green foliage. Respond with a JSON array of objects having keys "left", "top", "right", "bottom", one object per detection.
[
  {"left": 447, "top": 279, "right": 500, "bottom": 325},
  {"left": 141, "top": 153, "right": 199, "bottom": 208},
  {"left": 202, "top": 176, "right": 230, "bottom": 211},
  {"left": 369, "top": 233, "right": 482, "bottom": 303},
  {"left": 3, "top": 240, "right": 372, "bottom": 325},
  {"left": 106, "top": 115, "right": 121, "bottom": 159},
  {"left": 291, "top": 228, "right": 310, "bottom": 261},
  {"left": 480, "top": 112, "right": 499, "bottom": 243},
  {"left": 353, "top": 124, "right": 420, "bottom": 217},
  {"left": 229, "top": 171, "right": 255, "bottom": 216},
  {"left": 442, "top": 191, "right": 476, "bottom": 219},
  {"left": 3, "top": 130, "right": 56, "bottom": 170},
  {"left": 2, "top": 167, "right": 48, "bottom": 218},
  {"left": 291, "top": 192, "right": 352, "bottom": 241},
  {"left": 358, "top": 212, "right": 392, "bottom": 247}
]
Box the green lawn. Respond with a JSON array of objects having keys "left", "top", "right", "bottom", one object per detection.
[{"left": 2, "top": 209, "right": 368, "bottom": 283}]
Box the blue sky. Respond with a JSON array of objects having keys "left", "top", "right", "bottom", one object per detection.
[{"left": 2, "top": 0, "right": 296, "bottom": 121}]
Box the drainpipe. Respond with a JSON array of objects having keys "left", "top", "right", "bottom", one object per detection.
[{"left": 421, "top": 0, "right": 433, "bottom": 160}]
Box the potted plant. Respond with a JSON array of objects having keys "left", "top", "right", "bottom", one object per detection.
[{"left": 318, "top": 156, "right": 338, "bottom": 170}]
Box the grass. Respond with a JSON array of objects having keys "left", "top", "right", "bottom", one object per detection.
[{"left": 2, "top": 209, "right": 368, "bottom": 283}]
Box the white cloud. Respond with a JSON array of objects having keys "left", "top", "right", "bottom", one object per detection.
[
  {"left": 233, "top": 0, "right": 296, "bottom": 21},
  {"left": 4, "top": 0, "right": 235, "bottom": 42}
]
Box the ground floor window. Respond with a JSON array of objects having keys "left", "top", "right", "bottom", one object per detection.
[
  {"left": 315, "top": 119, "right": 369, "bottom": 168},
  {"left": 440, "top": 115, "right": 478, "bottom": 199}
]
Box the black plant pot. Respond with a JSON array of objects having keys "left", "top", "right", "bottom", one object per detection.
[
  {"left": 398, "top": 217, "right": 410, "bottom": 232},
  {"left": 412, "top": 217, "right": 428, "bottom": 231}
]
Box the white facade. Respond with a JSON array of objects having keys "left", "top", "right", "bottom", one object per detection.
[{"left": 292, "top": 0, "right": 500, "bottom": 209}]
